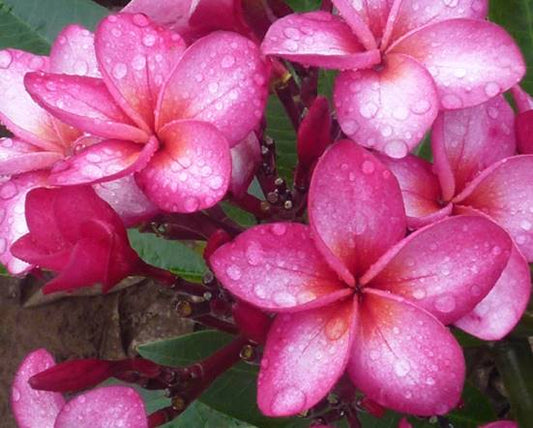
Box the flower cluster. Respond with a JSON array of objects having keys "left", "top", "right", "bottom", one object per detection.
[{"left": 4, "top": 0, "right": 532, "bottom": 427}]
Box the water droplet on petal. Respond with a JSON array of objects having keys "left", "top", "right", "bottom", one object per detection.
[
  {"left": 142, "top": 34, "right": 157, "bottom": 47},
  {"left": 394, "top": 360, "right": 411, "bottom": 377},
  {"left": 183, "top": 197, "right": 199, "bottom": 212},
  {"left": 132, "top": 55, "right": 146, "bottom": 71},
  {"left": 270, "top": 386, "right": 307, "bottom": 415},
  {"left": 226, "top": 265, "right": 242, "bottom": 280},
  {"left": 132, "top": 13, "right": 150, "bottom": 27},
  {"left": 384, "top": 140, "right": 408, "bottom": 159},
  {"left": 325, "top": 316, "right": 349, "bottom": 340},
  {"left": 434, "top": 295, "right": 456, "bottom": 313},
  {"left": 112, "top": 63, "right": 128, "bottom": 79},
  {"left": 221, "top": 55, "right": 235, "bottom": 68},
  {"left": 271, "top": 223, "right": 287, "bottom": 236},
  {"left": 361, "top": 160, "right": 375, "bottom": 174},
  {"left": 484, "top": 82, "right": 500, "bottom": 97},
  {"left": 273, "top": 291, "right": 297, "bottom": 307},
  {"left": 411, "top": 99, "right": 431, "bottom": 115},
  {"left": 520, "top": 220, "right": 532, "bottom": 231}
]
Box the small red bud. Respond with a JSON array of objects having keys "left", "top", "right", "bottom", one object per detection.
[
  {"left": 297, "top": 96, "right": 332, "bottom": 169},
  {"left": 359, "top": 396, "right": 386, "bottom": 418},
  {"left": 516, "top": 110, "right": 533, "bottom": 154},
  {"left": 232, "top": 301, "right": 272, "bottom": 344},
  {"left": 204, "top": 229, "right": 232, "bottom": 265},
  {"left": 29, "top": 359, "right": 115, "bottom": 393}
]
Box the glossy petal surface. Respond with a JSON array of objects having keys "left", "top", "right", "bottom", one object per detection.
[
  {"left": 333, "top": 0, "right": 391, "bottom": 44},
  {"left": 375, "top": 154, "right": 448, "bottom": 228},
  {"left": 96, "top": 13, "right": 186, "bottom": 130},
  {"left": 349, "top": 289, "right": 464, "bottom": 416},
  {"left": 456, "top": 245, "right": 531, "bottom": 340},
  {"left": 157, "top": 32, "right": 268, "bottom": 144},
  {"left": 389, "top": 19, "right": 525, "bottom": 110},
  {"left": 516, "top": 110, "right": 533, "bottom": 154},
  {"left": 455, "top": 156, "right": 533, "bottom": 261},
  {"left": 49, "top": 139, "right": 158, "bottom": 185},
  {"left": 211, "top": 223, "right": 347, "bottom": 312},
  {"left": 258, "top": 300, "right": 355, "bottom": 416},
  {"left": 136, "top": 120, "right": 230, "bottom": 213},
  {"left": 362, "top": 216, "right": 512, "bottom": 324},
  {"left": 308, "top": 140, "right": 406, "bottom": 281},
  {"left": 0, "top": 138, "right": 62, "bottom": 176},
  {"left": 432, "top": 95, "right": 516, "bottom": 199},
  {"left": 334, "top": 53, "right": 438, "bottom": 158},
  {"left": 11, "top": 349, "right": 65, "bottom": 428},
  {"left": 123, "top": 0, "right": 192, "bottom": 33},
  {"left": 230, "top": 132, "right": 261, "bottom": 198},
  {"left": 0, "top": 50, "right": 60, "bottom": 150},
  {"left": 0, "top": 171, "right": 47, "bottom": 274},
  {"left": 261, "top": 12, "right": 380, "bottom": 70},
  {"left": 50, "top": 24, "right": 100, "bottom": 77},
  {"left": 54, "top": 386, "right": 147, "bottom": 428}
]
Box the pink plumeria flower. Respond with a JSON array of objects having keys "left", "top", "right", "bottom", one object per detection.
[
  {"left": 262, "top": 0, "right": 525, "bottom": 158},
  {"left": 511, "top": 85, "right": 533, "bottom": 154},
  {"left": 0, "top": 25, "right": 157, "bottom": 274},
  {"left": 24, "top": 13, "right": 269, "bottom": 213},
  {"left": 211, "top": 140, "right": 512, "bottom": 417},
  {"left": 11, "top": 349, "right": 147, "bottom": 428},
  {"left": 377, "top": 95, "right": 532, "bottom": 339}
]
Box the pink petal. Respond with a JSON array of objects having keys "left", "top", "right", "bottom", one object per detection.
[
  {"left": 95, "top": 13, "right": 186, "bottom": 130},
  {"left": 24, "top": 72, "right": 149, "bottom": 142},
  {"left": 257, "top": 299, "right": 356, "bottom": 416},
  {"left": 455, "top": 244, "right": 531, "bottom": 340},
  {"left": 454, "top": 156, "right": 533, "bottom": 261},
  {"left": 432, "top": 95, "right": 516, "bottom": 199},
  {"left": 390, "top": 0, "right": 488, "bottom": 44},
  {"left": 516, "top": 111, "right": 533, "bottom": 154},
  {"left": 211, "top": 223, "right": 348, "bottom": 312},
  {"left": 333, "top": 0, "right": 390, "bottom": 46},
  {"left": 511, "top": 85, "right": 533, "bottom": 113},
  {"left": 362, "top": 216, "right": 512, "bottom": 324},
  {"left": 136, "top": 120, "right": 230, "bottom": 213},
  {"left": 0, "top": 171, "right": 47, "bottom": 274},
  {"left": 123, "top": 0, "right": 192, "bottom": 33},
  {"left": 11, "top": 349, "right": 66, "bottom": 428},
  {"left": 0, "top": 50, "right": 61, "bottom": 151},
  {"left": 49, "top": 25, "right": 100, "bottom": 77},
  {"left": 389, "top": 19, "right": 526, "bottom": 110},
  {"left": 157, "top": 32, "right": 269, "bottom": 144},
  {"left": 349, "top": 289, "right": 464, "bottom": 416},
  {"left": 375, "top": 154, "right": 450, "bottom": 229},
  {"left": 334, "top": 53, "right": 439, "bottom": 158},
  {"left": 55, "top": 386, "right": 147, "bottom": 428},
  {"left": 230, "top": 132, "right": 261, "bottom": 198},
  {"left": 308, "top": 140, "right": 406, "bottom": 281},
  {"left": 49, "top": 138, "right": 158, "bottom": 186},
  {"left": 261, "top": 12, "right": 380, "bottom": 69},
  {"left": 94, "top": 176, "right": 159, "bottom": 227},
  {"left": 0, "top": 137, "right": 62, "bottom": 176}
]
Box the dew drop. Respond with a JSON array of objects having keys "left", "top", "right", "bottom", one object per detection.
[
  {"left": 484, "top": 82, "right": 500, "bottom": 97},
  {"left": 221, "top": 54, "right": 235, "bottom": 69},
  {"left": 359, "top": 102, "right": 378, "bottom": 119},
  {"left": 73, "top": 60, "right": 88, "bottom": 76},
  {"left": 361, "top": 160, "right": 375, "bottom": 175},
  {"left": 132, "top": 13, "right": 150, "bottom": 27},
  {"left": 412, "top": 289, "right": 426, "bottom": 300},
  {"left": 226, "top": 265, "right": 242, "bottom": 280},
  {"left": 271, "top": 223, "right": 287, "bottom": 236},
  {"left": 283, "top": 27, "right": 301, "bottom": 40},
  {"left": 384, "top": 140, "right": 408, "bottom": 159},
  {"left": 411, "top": 99, "right": 431, "bottom": 115},
  {"left": 394, "top": 360, "right": 411, "bottom": 377},
  {"left": 520, "top": 220, "right": 532, "bottom": 231},
  {"left": 434, "top": 295, "right": 456, "bottom": 313},
  {"left": 112, "top": 63, "right": 128, "bottom": 79},
  {"left": 441, "top": 94, "right": 463, "bottom": 109},
  {"left": 142, "top": 34, "right": 157, "bottom": 47},
  {"left": 325, "top": 316, "right": 348, "bottom": 340},
  {"left": 183, "top": 197, "right": 199, "bottom": 212},
  {"left": 273, "top": 291, "right": 297, "bottom": 307},
  {"left": 283, "top": 40, "right": 298, "bottom": 52},
  {"left": 132, "top": 54, "right": 146, "bottom": 71}
]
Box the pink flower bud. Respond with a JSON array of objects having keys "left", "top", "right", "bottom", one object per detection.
[{"left": 232, "top": 301, "right": 271, "bottom": 344}]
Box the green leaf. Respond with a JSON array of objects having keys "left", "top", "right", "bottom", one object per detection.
[
  {"left": 490, "top": 0, "right": 533, "bottom": 93},
  {"left": 266, "top": 95, "right": 297, "bottom": 182},
  {"left": 139, "top": 331, "right": 307, "bottom": 428},
  {"left": 317, "top": 70, "right": 337, "bottom": 100},
  {"left": 221, "top": 202, "right": 257, "bottom": 228},
  {"left": 128, "top": 229, "right": 207, "bottom": 282},
  {"left": 0, "top": 0, "right": 107, "bottom": 53},
  {"left": 286, "top": 0, "right": 321, "bottom": 12}
]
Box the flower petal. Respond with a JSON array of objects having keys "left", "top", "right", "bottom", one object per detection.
[
  {"left": 261, "top": 12, "right": 380, "bottom": 70},
  {"left": 516, "top": 111, "right": 533, "bottom": 154},
  {"left": 258, "top": 299, "right": 356, "bottom": 416},
  {"left": 49, "top": 24, "right": 100, "bottom": 77},
  {"left": 54, "top": 386, "right": 147, "bottom": 428},
  {"left": 362, "top": 216, "right": 512, "bottom": 324},
  {"left": 454, "top": 156, "right": 533, "bottom": 261},
  {"left": 211, "top": 223, "right": 348, "bottom": 312},
  {"left": 308, "top": 140, "right": 406, "bottom": 281},
  {"left": 0, "top": 49, "right": 61, "bottom": 150},
  {"left": 349, "top": 289, "right": 464, "bottom": 416},
  {"left": 230, "top": 132, "right": 261, "bottom": 198},
  {"left": 334, "top": 53, "right": 438, "bottom": 158},
  {"left": 431, "top": 95, "right": 516, "bottom": 199},
  {"left": 0, "top": 171, "right": 47, "bottom": 274},
  {"left": 24, "top": 72, "right": 148, "bottom": 142},
  {"left": 95, "top": 13, "right": 186, "bottom": 130},
  {"left": 374, "top": 153, "right": 444, "bottom": 225},
  {"left": 123, "top": 0, "right": 192, "bottom": 33},
  {"left": 157, "top": 32, "right": 269, "bottom": 144},
  {"left": 11, "top": 349, "right": 65, "bottom": 428},
  {"left": 94, "top": 176, "right": 159, "bottom": 227},
  {"left": 389, "top": 19, "right": 526, "bottom": 109},
  {"left": 390, "top": 0, "right": 488, "bottom": 44},
  {"left": 49, "top": 138, "right": 158, "bottom": 186},
  {"left": 455, "top": 244, "right": 531, "bottom": 340},
  {"left": 0, "top": 137, "right": 62, "bottom": 176},
  {"left": 136, "top": 120, "right": 230, "bottom": 213},
  {"left": 511, "top": 85, "right": 533, "bottom": 113}
]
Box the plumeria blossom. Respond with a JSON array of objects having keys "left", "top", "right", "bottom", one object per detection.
[
  {"left": 11, "top": 349, "right": 147, "bottom": 428},
  {"left": 0, "top": 24, "right": 157, "bottom": 275},
  {"left": 262, "top": 0, "right": 525, "bottom": 158},
  {"left": 211, "top": 140, "right": 512, "bottom": 417},
  {"left": 377, "top": 95, "right": 532, "bottom": 339},
  {"left": 24, "top": 12, "right": 269, "bottom": 213},
  {"left": 10, "top": 186, "right": 170, "bottom": 294},
  {"left": 512, "top": 85, "right": 533, "bottom": 153}
]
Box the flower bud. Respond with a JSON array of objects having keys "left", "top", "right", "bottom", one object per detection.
[{"left": 232, "top": 300, "right": 271, "bottom": 344}]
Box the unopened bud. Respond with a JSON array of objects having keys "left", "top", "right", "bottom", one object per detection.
[
  {"left": 297, "top": 96, "right": 332, "bottom": 169},
  {"left": 359, "top": 396, "right": 385, "bottom": 418},
  {"left": 232, "top": 301, "right": 272, "bottom": 344},
  {"left": 204, "top": 229, "right": 232, "bottom": 266}
]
